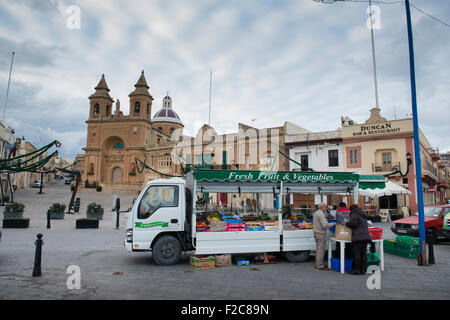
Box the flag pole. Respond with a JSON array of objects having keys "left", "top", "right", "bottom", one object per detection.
[{"left": 2, "top": 51, "right": 15, "bottom": 125}]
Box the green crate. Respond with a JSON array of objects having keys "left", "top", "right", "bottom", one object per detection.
[
  {"left": 396, "top": 235, "right": 420, "bottom": 246},
  {"left": 397, "top": 244, "right": 419, "bottom": 255},
  {"left": 383, "top": 239, "right": 397, "bottom": 253},
  {"left": 367, "top": 252, "right": 379, "bottom": 262}
]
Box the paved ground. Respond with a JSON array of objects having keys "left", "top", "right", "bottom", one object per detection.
[{"left": 1, "top": 181, "right": 449, "bottom": 300}]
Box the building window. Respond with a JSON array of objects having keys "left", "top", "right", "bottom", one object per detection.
[
  {"left": 158, "top": 156, "right": 172, "bottom": 168},
  {"left": 106, "top": 105, "right": 110, "bottom": 117},
  {"left": 382, "top": 152, "right": 392, "bottom": 166},
  {"left": 135, "top": 101, "right": 140, "bottom": 113},
  {"left": 113, "top": 143, "right": 124, "bottom": 149},
  {"left": 94, "top": 103, "right": 99, "bottom": 114},
  {"left": 328, "top": 149, "right": 339, "bottom": 167},
  {"left": 349, "top": 149, "right": 358, "bottom": 165},
  {"left": 300, "top": 154, "right": 309, "bottom": 171}
]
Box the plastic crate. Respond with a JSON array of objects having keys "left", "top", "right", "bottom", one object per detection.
[
  {"left": 330, "top": 258, "right": 354, "bottom": 272},
  {"left": 368, "top": 227, "right": 383, "bottom": 240},
  {"left": 227, "top": 222, "right": 246, "bottom": 232},
  {"left": 383, "top": 239, "right": 397, "bottom": 254},
  {"left": 223, "top": 218, "right": 243, "bottom": 224},
  {"left": 396, "top": 243, "right": 419, "bottom": 254},
  {"left": 396, "top": 235, "right": 420, "bottom": 246},
  {"left": 220, "top": 213, "right": 240, "bottom": 220}
]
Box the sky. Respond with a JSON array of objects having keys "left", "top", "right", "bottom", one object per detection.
[{"left": 0, "top": 0, "right": 449, "bottom": 158}]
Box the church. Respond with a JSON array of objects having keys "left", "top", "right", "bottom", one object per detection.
[{"left": 79, "top": 71, "right": 184, "bottom": 191}]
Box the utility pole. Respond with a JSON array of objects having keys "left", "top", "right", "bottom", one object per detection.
[
  {"left": 2, "top": 51, "right": 15, "bottom": 125},
  {"left": 208, "top": 71, "right": 212, "bottom": 126},
  {"left": 368, "top": 0, "right": 380, "bottom": 109},
  {"left": 404, "top": 0, "right": 427, "bottom": 263}
]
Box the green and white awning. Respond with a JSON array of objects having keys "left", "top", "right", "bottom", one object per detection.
[
  {"left": 193, "top": 170, "right": 359, "bottom": 183},
  {"left": 187, "top": 170, "right": 359, "bottom": 194},
  {"left": 359, "top": 175, "right": 386, "bottom": 191}
]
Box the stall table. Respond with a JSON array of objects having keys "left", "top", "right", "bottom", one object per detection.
[{"left": 327, "top": 237, "right": 384, "bottom": 274}]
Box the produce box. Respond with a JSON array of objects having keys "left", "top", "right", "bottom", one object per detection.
[
  {"left": 215, "top": 254, "right": 231, "bottom": 267},
  {"left": 254, "top": 254, "right": 276, "bottom": 264},
  {"left": 263, "top": 225, "right": 279, "bottom": 231},
  {"left": 190, "top": 255, "right": 215, "bottom": 270},
  {"left": 236, "top": 259, "right": 250, "bottom": 266},
  {"left": 209, "top": 220, "right": 227, "bottom": 232},
  {"left": 246, "top": 221, "right": 263, "bottom": 231},
  {"left": 220, "top": 213, "right": 240, "bottom": 220},
  {"left": 196, "top": 226, "right": 210, "bottom": 232},
  {"left": 262, "top": 221, "right": 278, "bottom": 226},
  {"left": 223, "top": 218, "right": 243, "bottom": 224},
  {"left": 227, "top": 222, "right": 246, "bottom": 232},
  {"left": 335, "top": 225, "right": 352, "bottom": 241}
]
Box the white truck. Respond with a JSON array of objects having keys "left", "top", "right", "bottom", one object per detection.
[{"left": 124, "top": 170, "right": 360, "bottom": 265}]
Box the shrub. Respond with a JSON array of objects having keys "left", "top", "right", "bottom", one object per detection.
[
  {"left": 96, "top": 185, "right": 102, "bottom": 191},
  {"left": 4, "top": 202, "right": 25, "bottom": 213},
  {"left": 87, "top": 203, "right": 104, "bottom": 214},
  {"left": 49, "top": 203, "right": 66, "bottom": 213}
]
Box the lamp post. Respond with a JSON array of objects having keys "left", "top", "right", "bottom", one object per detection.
[{"left": 404, "top": 0, "right": 427, "bottom": 263}]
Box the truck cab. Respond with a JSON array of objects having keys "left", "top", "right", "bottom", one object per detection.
[{"left": 125, "top": 178, "right": 194, "bottom": 265}]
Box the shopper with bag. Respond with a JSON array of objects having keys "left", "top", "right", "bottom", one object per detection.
[
  {"left": 313, "top": 202, "right": 336, "bottom": 270},
  {"left": 345, "top": 204, "right": 371, "bottom": 275},
  {"left": 335, "top": 202, "right": 353, "bottom": 259}
]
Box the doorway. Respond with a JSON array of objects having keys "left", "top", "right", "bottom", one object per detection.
[{"left": 112, "top": 167, "right": 123, "bottom": 184}]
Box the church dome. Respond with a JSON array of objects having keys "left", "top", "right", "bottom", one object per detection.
[{"left": 152, "top": 94, "right": 183, "bottom": 125}]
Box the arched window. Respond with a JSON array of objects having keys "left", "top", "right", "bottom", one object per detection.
[
  {"left": 88, "top": 163, "right": 94, "bottom": 174},
  {"left": 106, "top": 105, "right": 110, "bottom": 116},
  {"left": 114, "top": 143, "right": 124, "bottom": 149},
  {"left": 94, "top": 103, "right": 99, "bottom": 114},
  {"left": 147, "top": 103, "right": 150, "bottom": 116},
  {"left": 135, "top": 101, "right": 140, "bottom": 113},
  {"left": 170, "top": 127, "right": 175, "bottom": 134}
]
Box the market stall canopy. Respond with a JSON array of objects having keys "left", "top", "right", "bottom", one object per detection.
[
  {"left": 358, "top": 175, "right": 411, "bottom": 197},
  {"left": 187, "top": 170, "right": 359, "bottom": 194}
]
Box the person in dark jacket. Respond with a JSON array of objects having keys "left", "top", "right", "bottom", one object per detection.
[{"left": 345, "top": 204, "right": 371, "bottom": 275}]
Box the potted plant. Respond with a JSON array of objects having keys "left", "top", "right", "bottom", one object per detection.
[
  {"left": 4, "top": 202, "right": 25, "bottom": 219},
  {"left": 48, "top": 203, "right": 66, "bottom": 219},
  {"left": 96, "top": 185, "right": 102, "bottom": 192},
  {"left": 86, "top": 202, "right": 104, "bottom": 219}
]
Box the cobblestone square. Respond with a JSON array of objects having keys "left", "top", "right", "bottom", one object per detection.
[{"left": 0, "top": 181, "right": 449, "bottom": 300}]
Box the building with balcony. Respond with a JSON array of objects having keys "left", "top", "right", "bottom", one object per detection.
[{"left": 341, "top": 107, "right": 447, "bottom": 213}]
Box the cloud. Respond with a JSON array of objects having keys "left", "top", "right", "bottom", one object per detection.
[{"left": 0, "top": 0, "right": 449, "bottom": 160}]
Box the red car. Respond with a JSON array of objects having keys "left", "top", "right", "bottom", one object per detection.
[{"left": 391, "top": 205, "right": 450, "bottom": 243}]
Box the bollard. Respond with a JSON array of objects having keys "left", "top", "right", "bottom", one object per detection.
[
  {"left": 46, "top": 210, "right": 51, "bottom": 229},
  {"left": 426, "top": 230, "right": 435, "bottom": 265},
  {"left": 32, "top": 233, "right": 44, "bottom": 277},
  {"left": 114, "top": 197, "right": 120, "bottom": 230},
  {"left": 116, "top": 210, "right": 120, "bottom": 229}
]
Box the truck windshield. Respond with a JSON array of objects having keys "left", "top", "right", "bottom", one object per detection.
[
  {"left": 413, "top": 207, "right": 442, "bottom": 218},
  {"left": 138, "top": 185, "right": 179, "bottom": 219}
]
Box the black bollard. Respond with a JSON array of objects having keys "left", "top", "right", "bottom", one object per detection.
[
  {"left": 114, "top": 197, "right": 121, "bottom": 230},
  {"left": 426, "top": 230, "right": 435, "bottom": 265},
  {"left": 46, "top": 210, "right": 51, "bottom": 229},
  {"left": 32, "top": 233, "right": 44, "bottom": 277}
]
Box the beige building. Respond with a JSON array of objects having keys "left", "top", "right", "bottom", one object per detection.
[{"left": 341, "top": 107, "right": 448, "bottom": 213}]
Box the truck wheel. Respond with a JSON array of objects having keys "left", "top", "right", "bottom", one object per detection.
[
  {"left": 152, "top": 235, "right": 182, "bottom": 266},
  {"left": 285, "top": 250, "right": 311, "bottom": 263}
]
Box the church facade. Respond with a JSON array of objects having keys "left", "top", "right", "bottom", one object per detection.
[{"left": 80, "top": 71, "right": 184, "bottom": 190}]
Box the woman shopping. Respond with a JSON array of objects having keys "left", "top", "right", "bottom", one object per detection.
[{"left": 345, "top": 204, "right": 371, "bottom": 275}]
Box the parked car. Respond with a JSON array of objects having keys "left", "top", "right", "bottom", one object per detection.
[
  {"left": 32, "top": 180, "right": 43, "bottom": 188},
  {"left": 391, "top": 204, "right": 450, "bottom": 243},
  {"left": 443, "top": 212, "right": 450, "bottom": 240},
  {"left": 65, "top": 178, "right": 72, "bottom": 185}
]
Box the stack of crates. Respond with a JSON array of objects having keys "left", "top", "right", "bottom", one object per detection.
[
  {"left": 383, "top": 236, "right": 420, "bottom": 259},
  {"left": 395, "top": 236, "right": 420, "bottom": 259}
]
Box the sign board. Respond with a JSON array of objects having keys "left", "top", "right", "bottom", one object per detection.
[{"left": 428, "top": 186, "right": 435, "bottom": 193}]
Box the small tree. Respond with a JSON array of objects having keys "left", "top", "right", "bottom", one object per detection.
[
  {"left": 4, "top": 202, "right": 25, "bottom": 213},
  {"left": 87, "top": 203, "right": 104, "bottom": 214},
  {"left": 49, "top": 203, "right": 66, "bottom": 213}
]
